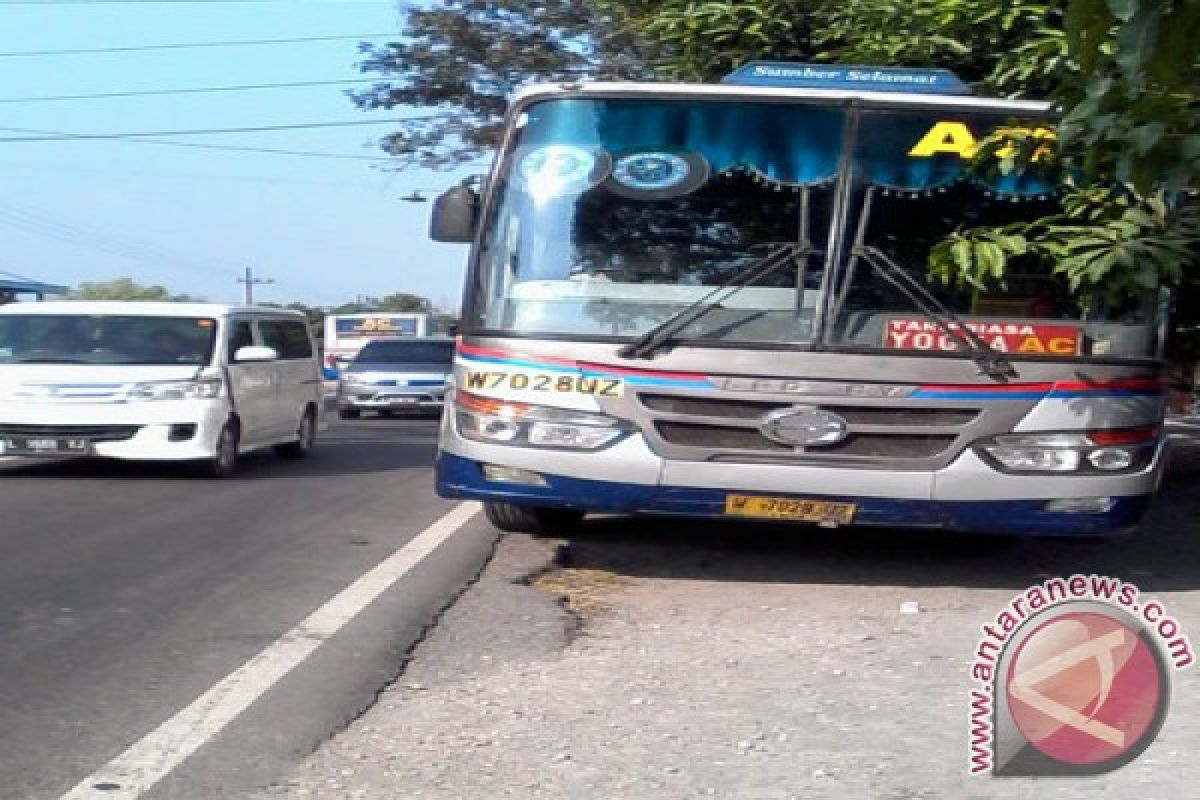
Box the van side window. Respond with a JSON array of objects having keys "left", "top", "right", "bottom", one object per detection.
[
  {"left": 227, "top": 320, "right": 255, "bottom": 362},
  {"left": 258, "top": 319, "right": 313, "bottom": 360},
  {"left": 280, "top": 320, "right": 314, "bottom": 359}
]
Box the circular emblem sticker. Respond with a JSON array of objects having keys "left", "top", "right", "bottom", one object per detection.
[
  {"left": 514, "top": 145, "right": 609, "bottom": 199},
  {"left": 1004, "top": 608, "right": 1169, "bottom": 770},
  {"left": 604, "top": 150, "right": 710, "bottom": 200}
]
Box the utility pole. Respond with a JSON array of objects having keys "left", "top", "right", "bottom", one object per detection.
[{"left": 237, "top": 266, "right": 274, "bottom": 305}]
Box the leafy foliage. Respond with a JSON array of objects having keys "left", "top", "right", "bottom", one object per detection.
[
  {"left": 602, "top": 0, "right": 1066, "bottom": 95},
  {"left": 351, "top": 1, "right": 651, "bottom": 169},
  {"left": 1059, "top": 0, "right": 1200, "bottom": 193},
  {"left": 330, "top": 292, "right": 433, "bottom": 315},
  {"left": 68, "top": 278, "right": 198, "bottom": 302},
  {"left": 931, "top": 190, "right": 1199, "bottom": 296}
]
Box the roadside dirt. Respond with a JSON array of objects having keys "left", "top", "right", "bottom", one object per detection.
[{"left": 263, "top": 448, "right": 1200, "bottom": 799}]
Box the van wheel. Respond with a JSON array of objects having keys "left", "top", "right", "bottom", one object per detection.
[
  {"left": 201, "top": 421, "right": 239, "bottom": 478},
  {"left": 276, "top": 409, "right": 316, "bottom": 459},
  {"left": 338, "top": 408, "right": 360, "bottom": 420},
  {"left": 483, "top": 502, "right": 584, "bottom": 535}
]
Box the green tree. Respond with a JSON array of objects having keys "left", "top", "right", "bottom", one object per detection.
[
  {"left": 331, "top": 293, "right": 433, "bottom": 314},
  {"left": 69, "top": 278, "right": 197, "bottom": 302},
  {"left": 351, "top": 1, "right": 653, "bottom": 169},
  {"left": 607, "top": 0, "right": 1063, "bottom": 96}
]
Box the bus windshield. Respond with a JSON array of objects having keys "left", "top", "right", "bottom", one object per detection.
[
  {"left": 474, "top": 99, "right": 843, "bottom": 345},
  {"left": 471, "top": 97, "right": 1160, "bottom": 361}
]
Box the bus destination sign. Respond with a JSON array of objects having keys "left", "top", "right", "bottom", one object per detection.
[{"left": 885, "top": 318, "right": 1081, "bottom": 356}]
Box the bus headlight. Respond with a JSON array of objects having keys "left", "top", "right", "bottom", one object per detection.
[
  {"left": 977, "top": 427, "right": 1157, "bottom": 474},
  {"left": 454, "top": 391, "right": 629, "bottom": 450},
  {"left": 526, "top": 422, "right": 622, "bottom": 449}
]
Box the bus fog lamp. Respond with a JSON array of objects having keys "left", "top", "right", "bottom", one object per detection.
[
  {"left": 1043, "top": 496, "right": 1116, "bottom": 514},
  {"left": 482, "top": 464, "right": 548, "bottom": 486},
  {"left": 1088, "top": 447, "right": 1135, "bottom": 471}
]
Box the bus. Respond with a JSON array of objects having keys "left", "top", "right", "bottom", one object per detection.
[
  {"left": 430, "top": 63, "right": 1168, "bottom": 537},
  {"left": 322, "top": 312, "right": 432, "bottom": 378}
]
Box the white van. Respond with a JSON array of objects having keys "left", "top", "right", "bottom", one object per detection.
[{"left": 0, "top": 302, "right": 324, "bottom": 477}]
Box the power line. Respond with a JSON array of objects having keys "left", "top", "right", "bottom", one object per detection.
[
  {"left": 0, "top": 116, "right": 433, "bottom": 142},
  {"left": 0, "top": 201, "right": 238, "bottom": 280},
  {"left": 0, "top": 267, "right": 39, "bottom": 283},
  {"left": 0, "top": 78, "right": 386, "bottom": 104},
  {"left": 0, "top": 32, "right": 398, "bottom": 58},
  {"left": 0, "top": 125, "right": 395, "bottom": 160}
]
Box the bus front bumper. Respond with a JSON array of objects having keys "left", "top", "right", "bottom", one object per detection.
[{"left": 436, "top": 450, "right": 1157, "bottom": 537}]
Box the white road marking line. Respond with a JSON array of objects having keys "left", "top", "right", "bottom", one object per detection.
[{"left": 58, "top": 501, "right": 482, "bottom": 800}]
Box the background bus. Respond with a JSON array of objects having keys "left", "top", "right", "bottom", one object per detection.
[{"left": 322, "top": 312, "right": 432, "bottom": 378}]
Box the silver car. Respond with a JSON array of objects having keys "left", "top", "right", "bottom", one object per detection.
[{"left": 336, "top": 338, "right": 454, "bottom": 419}]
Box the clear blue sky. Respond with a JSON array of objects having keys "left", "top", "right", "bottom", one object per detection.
[{"left": 0, "top": 0, "right": 472, "bottom": 309}]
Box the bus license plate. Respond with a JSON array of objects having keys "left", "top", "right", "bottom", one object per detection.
[
  {"left": 724, "top": 495, "right": 855, "bottom": 524},
  {"left": 0, "top": 438, "right": 91, "bottom": 455}
]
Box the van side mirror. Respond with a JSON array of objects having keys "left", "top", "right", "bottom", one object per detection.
[
  {"left": 430, "top": 186, "right": 478, "bottom": 243},
  {"left": 233, "top": 345, "right": 278, "bottom": 363}
]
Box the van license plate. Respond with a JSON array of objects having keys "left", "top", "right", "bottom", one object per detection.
[
  {"left": 724, "top": 495, "right": 855, "bottom": 523},
  {"left": 0, "top": 438, "right": 91, "bottom": 455}
]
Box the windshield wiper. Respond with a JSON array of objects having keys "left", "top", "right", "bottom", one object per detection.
[
  {"left": 619, "top": 187, "right": 816, "bottom": 361},
  {"left": 845, "top": 187, "right": 1018, "bottom": 380},
  {"left": 616, "top": 242, "right": 810, "bottom": 360}
]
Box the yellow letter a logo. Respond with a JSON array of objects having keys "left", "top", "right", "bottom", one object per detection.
[{"left": 908, "top": 122, "right": 978, "bottom": 158}]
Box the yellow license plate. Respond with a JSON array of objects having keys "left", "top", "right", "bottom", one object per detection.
[{"left": 724, "top": 495, "right": 856, "bottom": 524}]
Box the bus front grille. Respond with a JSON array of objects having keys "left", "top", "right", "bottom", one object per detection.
[
  {"left": 639, "top": 394, "right": 979, "bottom": 426},
  {"left": 654, "top": 421, "right": 956, "bottom": 458},
  {"left": 633, "top": 392, "right": 998, "bottom": 468}
]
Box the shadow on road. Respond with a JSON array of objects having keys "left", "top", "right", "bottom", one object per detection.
[{"left": 554, "top": 454, "right": 1200, "bottom": 594}]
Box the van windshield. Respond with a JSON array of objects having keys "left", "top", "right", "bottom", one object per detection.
[{"left": 0, "top": 315, "right": 218, "bottom": 366}]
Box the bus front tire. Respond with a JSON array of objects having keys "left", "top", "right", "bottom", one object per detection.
[
  {"left": 483, "top": 502, "right": 584, "bottom": 535},
  {"left": 338, "top": 408, "right": 361, "bottom": 420}
]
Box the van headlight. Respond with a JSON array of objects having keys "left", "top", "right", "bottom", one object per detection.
[
  {"left": 976, "top": 427, "right": 1158, "bottom": 474},
  {"left": 454, "top": 391, "right": 630, "bottom": 450},
  {"left": 127, "top": 378, "right": 223, "bottom": 401}
]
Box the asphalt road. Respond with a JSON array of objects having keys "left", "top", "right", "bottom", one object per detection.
[{"left": 0, "top": 416, "right": 493, "bottom": 800}]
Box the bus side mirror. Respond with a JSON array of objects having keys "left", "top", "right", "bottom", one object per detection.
[{"left": 430, "top": 186, "right": 478, "bottom": 243}]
